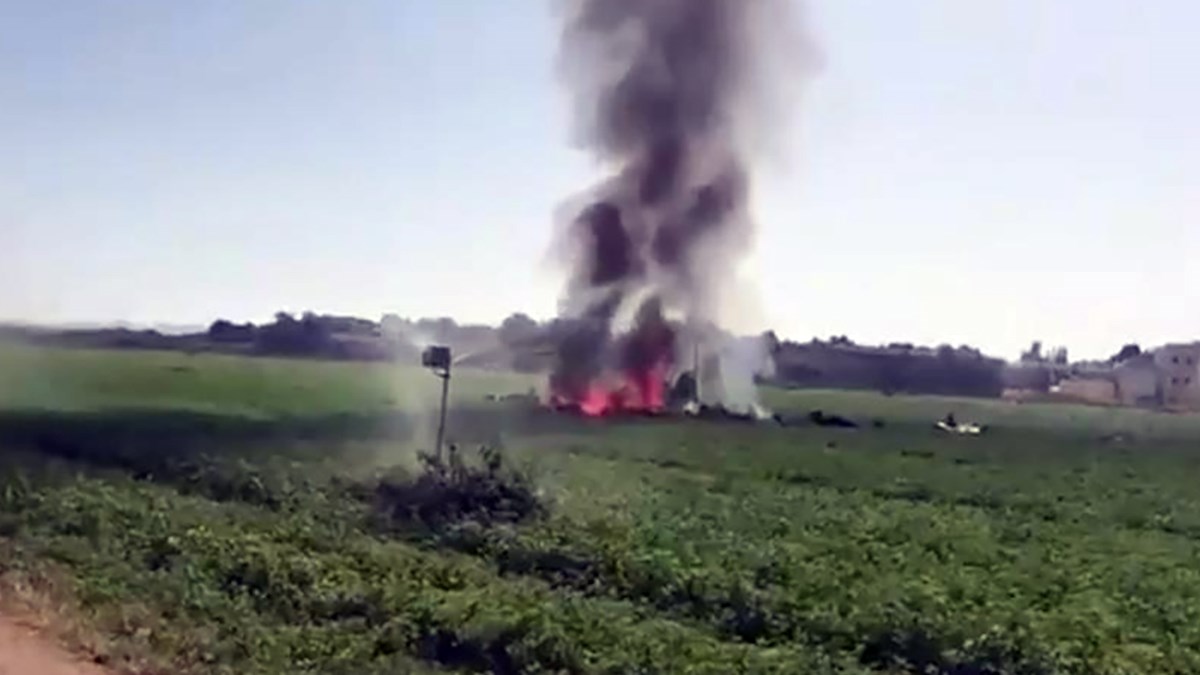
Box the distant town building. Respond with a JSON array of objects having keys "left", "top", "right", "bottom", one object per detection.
[
  {"left": 1153, "top": 343, "right": 1200, "bottom": 409},
  {"left": 1098, "top": 342, "right": 1200, "bottom": 410},
  {"left": 1114, "top": 354, "right": 1162, "bottom": 407},
  {"left": 1055, "top": 374, "right": 1118, "bottom": 406}
]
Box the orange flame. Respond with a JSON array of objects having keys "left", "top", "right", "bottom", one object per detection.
[{"left": 553, "top": 360, "right": 670, "bottom": 417}]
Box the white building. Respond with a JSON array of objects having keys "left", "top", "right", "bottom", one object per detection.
[
  {"left": 1112, "top": 342, "right": 1200, "bottom": 410},
  {"left": 1154, "top": 343, "right": 1200, "bottom": 409}
]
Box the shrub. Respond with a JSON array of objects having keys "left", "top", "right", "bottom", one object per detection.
[{"left": 372, "top": 446, "right": 544, "bottom": 532}]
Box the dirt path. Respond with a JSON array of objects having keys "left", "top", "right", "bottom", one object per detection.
[{"left": 0, "top": 615, "right": 108, "bottom": 675}]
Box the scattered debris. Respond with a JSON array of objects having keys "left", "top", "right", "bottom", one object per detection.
[
  {"left": 934, "top": 412, "right": 987, "bottom": 435},
  {"left": 690, "top": 404, "right": 758, "bottom": 423},
  {"left": 485, "top": 390, "right": 540, "bottom": 403},
  {"left": 808, "top": 410, "right": 859, "bottom": 429},
  {"left": 667, "top": 372, "right": 698, "bottom": 409}
]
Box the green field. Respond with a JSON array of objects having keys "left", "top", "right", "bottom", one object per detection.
[{"left": 3, "top": 342, "right": 1200, "bottom": 674}]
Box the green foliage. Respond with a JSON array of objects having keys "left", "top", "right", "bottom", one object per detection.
[
  {"left": 4, "top": 345, "right": 1200, "bottom": 673},
  {"left": 372, "top": 445, "right": 546, "bottom": 532},
  {"left": 0, "top": 341, "right": 538, "bottom": 415},
  {"left": 0, "top": 473, "right": 849, "bottom": 674}
]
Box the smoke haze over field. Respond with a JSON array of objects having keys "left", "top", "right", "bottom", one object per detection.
[{"left": 549, "top": 0, "right": 812, "bottom": 413}]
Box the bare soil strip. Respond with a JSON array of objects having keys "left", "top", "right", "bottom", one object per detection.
[{"left": 0, "top": 614, "right": 109, "bottom": 675}]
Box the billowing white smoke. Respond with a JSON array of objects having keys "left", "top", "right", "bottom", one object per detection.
[{"left": 698, "top": 333, "right": 774, "bottom": 417}]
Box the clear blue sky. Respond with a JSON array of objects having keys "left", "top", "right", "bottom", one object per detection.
[{"left": 2, "top": 1, "right": 1196, "bottom": 360}]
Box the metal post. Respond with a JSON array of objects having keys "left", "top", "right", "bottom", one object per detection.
[
  {"left": 422, "top": 345, "right": 453, "bottom": 461},
  {"left": 435, "top": 362, "right": 450, "bottom": 460},
  {"left": 693, "top": 339, "right": 701, "bottom": 404}
]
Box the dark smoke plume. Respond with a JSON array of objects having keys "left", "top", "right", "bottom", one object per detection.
[{"left": 551, "top": 0, "right": 809, "bottom": 410}]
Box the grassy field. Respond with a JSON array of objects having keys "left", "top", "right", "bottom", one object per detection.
[
  {"left": 3, "top": 342, "right": 1200, "bottom": 674},
  {"left": 0, "top": 342, "right": 537, "bottom": 416}
]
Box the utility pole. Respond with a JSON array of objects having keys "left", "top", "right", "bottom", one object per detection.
[{"left": 422, "top": 346, "right": 452, "bottom": 460}]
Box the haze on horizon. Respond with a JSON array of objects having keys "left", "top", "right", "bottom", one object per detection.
[{"left": 2, "top": 1, "right": 1197, "bottom": 361}]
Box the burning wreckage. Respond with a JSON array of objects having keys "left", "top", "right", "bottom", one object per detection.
[
  {"left": 545, "top": 0, "right": 809, "bottom": 422},
  {"left": 545, "top": 301, "right": 773, "bottom": 422}
]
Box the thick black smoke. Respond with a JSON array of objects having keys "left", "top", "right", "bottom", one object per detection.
[{"left": 551, "top": 0, "right": 806, "bottom": 402}]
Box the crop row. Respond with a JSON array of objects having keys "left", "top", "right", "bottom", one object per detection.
[
  {"left": 1, "top": 470, "right": 863, "bottom": 674},
  {"left": 428, "top": 449, "right": 1200, "bottom": 675}
]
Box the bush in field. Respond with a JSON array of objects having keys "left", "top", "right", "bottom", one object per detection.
[
  {"left": 372, "top": 446, "right": 544, "bottom": 532},
  {"left": 171, "top": 457, "right": 299, "bottom": 511}
]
